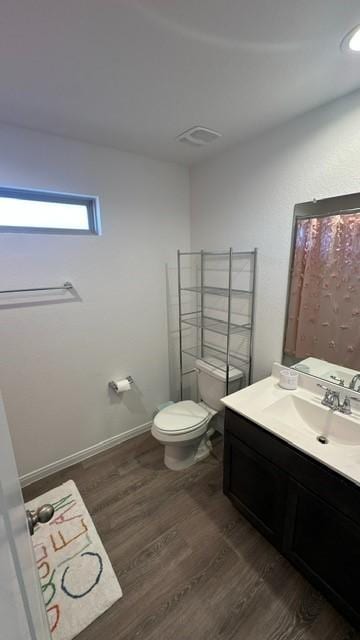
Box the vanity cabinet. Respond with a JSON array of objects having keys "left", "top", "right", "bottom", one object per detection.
[
  {"left": 224, "top": 434, "right": 287, "bottom": 546},
  {"left": 224, "top": 408, "right": 360, "bottom": 627}
]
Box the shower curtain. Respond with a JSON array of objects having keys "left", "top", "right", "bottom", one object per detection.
[{"left": 284, "top": 212, "right": 360, "bottom": 368}]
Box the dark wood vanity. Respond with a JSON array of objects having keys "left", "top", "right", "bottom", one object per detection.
[{"left": 224, "top": 407, "right": 360, "bottom": 628}]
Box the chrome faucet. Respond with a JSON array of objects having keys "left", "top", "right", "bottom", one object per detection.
[
  {"left": 317, "top": 384, "right": 360, "bottom": 415},
  {"left": 349, "top": 374, "right": 360, "bottom": 392},
  {"left": 317, "top": 384, "right": 340, "bottom": 410}
]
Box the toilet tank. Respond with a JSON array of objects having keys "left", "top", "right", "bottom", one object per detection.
[{"left": 195, "top": 357, "right": 244, "bottom": 412}]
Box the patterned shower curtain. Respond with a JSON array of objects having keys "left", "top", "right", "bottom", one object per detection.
[{"left": 284, "top": 212, "right": 360, "bottom": 368}]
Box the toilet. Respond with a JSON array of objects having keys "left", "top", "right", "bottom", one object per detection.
[{"left": 152, "top": 357, "right": 243, "bottom": 470}]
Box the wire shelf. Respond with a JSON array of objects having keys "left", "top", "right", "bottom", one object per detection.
[
  {"left": 181, "top": 285, "right": 253, "bottom": 297},
  {"left": 182, "top": 344, "right": 250, "bottom": 368},
  {"left": 182, "top": 314, "right": 251, "bottom": 336}
]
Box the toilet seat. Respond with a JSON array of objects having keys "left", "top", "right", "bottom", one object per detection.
[{"left": 154, "top": 400, "right": 209, "bottom": 435}]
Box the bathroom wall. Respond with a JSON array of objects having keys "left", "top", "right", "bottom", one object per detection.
[
  {"left": 0, "top": 124, "right": 190, "bottom": 478},
  {"left": 190, "top": 89, "right": 360, "bottom": 382}
]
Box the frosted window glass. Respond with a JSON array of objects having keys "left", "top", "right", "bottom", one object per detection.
[{"left": 0, "top": 197, "right": 90, "bottom": 230}]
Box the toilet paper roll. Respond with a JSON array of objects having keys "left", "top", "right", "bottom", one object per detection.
[{"left": 109, "top": 377, "right": 133, "bottom": 393}]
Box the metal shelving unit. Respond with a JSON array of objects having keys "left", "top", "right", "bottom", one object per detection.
[{"left": 177, "top": 248, "right": 257, "bottom": 400}]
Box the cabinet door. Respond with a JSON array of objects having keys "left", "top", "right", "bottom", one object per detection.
[
  {"left": 285, "top": 481, "right": 360, "bottom": 626},
  {"left": 224, "top": 433, "right": 288, "bottom": 546}
]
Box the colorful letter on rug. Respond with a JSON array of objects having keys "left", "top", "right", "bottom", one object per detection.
[{"left": 26, "top": 479, "right": 122, "bottom": 640}]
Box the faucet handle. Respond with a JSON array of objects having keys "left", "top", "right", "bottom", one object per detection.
[
  {"left": 340, "top": 395, "right": 360, "bottom": 415},
  {"left": 317, "top": 383, "right": 338, "bottom": 395},
  {"left": 317, "top": 383, "right": 339, "bottom": 409},
  {"left": 317, "top": 384, "right": 335, "bottom": 395}
]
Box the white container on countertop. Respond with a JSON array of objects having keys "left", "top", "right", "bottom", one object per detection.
[{"left": 279, "top": 368, "right": 299, "bottom": 390}]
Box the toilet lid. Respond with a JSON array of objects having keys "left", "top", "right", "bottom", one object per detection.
[{"left": 154, "top": 400, "right": 209, "bottom": 433}]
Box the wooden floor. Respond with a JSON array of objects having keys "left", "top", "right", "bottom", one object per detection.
[{"left": 23, "top": 432, "right": 359, "bottom": 640}]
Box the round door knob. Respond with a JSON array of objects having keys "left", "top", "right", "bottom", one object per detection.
[
  {"left": 26, "top": 503, "right": 54, "bottom": 536},
  {"left": 37, "top": 504, "right": 55, "bottom": 523}
]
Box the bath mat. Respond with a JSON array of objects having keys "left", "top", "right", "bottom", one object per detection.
[{"left": 26, "top": 479, "right": 122, "bottom": 640}]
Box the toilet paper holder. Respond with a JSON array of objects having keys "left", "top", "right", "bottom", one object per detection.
[{"left": 109, "top": 376, "right": 134, "bottom": 393}]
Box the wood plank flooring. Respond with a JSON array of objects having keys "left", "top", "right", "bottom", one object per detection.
[{"left": 23, "top": 432, "right": 359, "bottom": 640}]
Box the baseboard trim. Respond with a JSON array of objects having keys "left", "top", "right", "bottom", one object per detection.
[{"left": 20, "top": 421, "right": 152, "bottom": 488}]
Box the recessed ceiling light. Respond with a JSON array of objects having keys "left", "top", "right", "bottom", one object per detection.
[{"left": 341, "top": 25, "right": 360, "bottom": 52}]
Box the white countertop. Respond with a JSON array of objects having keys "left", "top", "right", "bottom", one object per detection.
[{"left": 221, "top": 364, "right": 360, "bottom": 487}]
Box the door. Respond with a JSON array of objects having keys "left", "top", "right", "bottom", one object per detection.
[
  {"left": 0, "top": 392, "right": 51, "bottom": 640},
  {"left": 223, "top": 432, "right": 288, "bottom": 547}
]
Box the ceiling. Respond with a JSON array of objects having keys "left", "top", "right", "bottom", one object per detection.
[{"left": 1, "top": 0, "right": 360, "bottom": 165}]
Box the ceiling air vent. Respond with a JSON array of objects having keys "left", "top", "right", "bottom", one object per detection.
[{"left": 176, "top": 126, "right": 222, "bottom": 146}]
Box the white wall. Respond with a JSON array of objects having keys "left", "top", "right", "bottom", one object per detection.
[
  {"left": 191, "top": 90, "right": 360, "bottom": 381},
  {"left": 0, "top": 124, "right": 190, "bottom": 477}
]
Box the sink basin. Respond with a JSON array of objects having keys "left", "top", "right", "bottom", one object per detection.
[{"left": 262, "top": 395, "right": 360, "bottom": 446}]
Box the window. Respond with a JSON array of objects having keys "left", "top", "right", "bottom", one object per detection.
[{"left": 0, "top": 188, "right": 100, "bottom": 234}]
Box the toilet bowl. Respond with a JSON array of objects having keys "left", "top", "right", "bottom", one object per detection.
[
  {"left": 151, "top": 400, "right": 212, "bottom": 470},
  {"left": 152, "top": 357, "right": 243, "bottom": 470}
]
